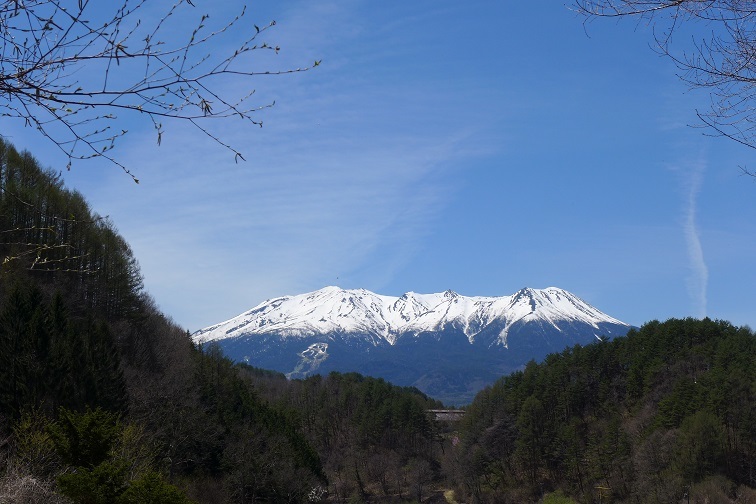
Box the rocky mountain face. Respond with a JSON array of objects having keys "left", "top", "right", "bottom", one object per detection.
[{"left": 193, "top": 286, "right": 631, "bottom": 405}]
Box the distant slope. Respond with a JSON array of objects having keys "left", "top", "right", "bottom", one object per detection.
[{"left": 194, "top": 286, "right": 631, "bottom": 404}]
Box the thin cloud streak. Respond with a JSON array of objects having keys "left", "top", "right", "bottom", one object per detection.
[
  {"left": 83, "top": 114, "right": 467, "bottom": 330},
  {"left": 683, "top": 159, "right": 708, "bottom": 318},
  {"left": 72, "top": 0, "right": 494, "bottom": 330}
]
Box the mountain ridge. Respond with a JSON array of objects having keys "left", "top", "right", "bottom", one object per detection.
[
  {"left": 192, "top": 286, "right": 631, "bottom": 404},
  {"left": 194, "top": 285, "right": 628, "bottom": 347}
]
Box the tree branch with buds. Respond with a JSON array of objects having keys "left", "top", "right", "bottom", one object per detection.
[{"left": 0, "top": 0, "right": 319, "bottom": 182}]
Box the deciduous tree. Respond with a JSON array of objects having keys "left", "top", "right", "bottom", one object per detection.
[
  {"left": 0, "top": 0, "right": 317, "bottom": 181},
  {"left": 575, "top": 0, "right": 756, "bottom": 163}
]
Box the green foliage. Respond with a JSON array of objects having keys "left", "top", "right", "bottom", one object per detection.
[
  {"left": 49, "top": 408, "right": 121, "bottom": 469},
  {"left": 57, "top": 458, "right": 130, "bottom": 504},
  {"left": 235, "top": 362, "right": 286, "bottom": 380},
  {"left": 0, "top": 283, "right": 128, "bottom": 428},
  {"left": 514, "top": 395, "right": 547, "bottom": 487},
  {"left": 237, "top": 369, "right": 442, "bottom": 502},
  {"left": 11, "top": 408, "right": 60, "bottom": 476},
  {"left": 116, "top": 471, "right": 194, "bottom": 504},
  {"left": 674, "top": 410, "right": 726, "bottom": 481},
  {"left": 134, "top": 342, "right": 327, "bottom": 502},
  {"left": 49, "top": 409, "right": 194, "bottom": 504},
  {"left": 655, "top": 376, "right": 700, "bottom": 428},
  {"left": 454, "top": 318, "right": 755, "bottom": 502},
  {"left": 543, "top": 490, "right": 579, "bottom": 504}
]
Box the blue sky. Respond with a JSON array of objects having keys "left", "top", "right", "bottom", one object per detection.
[{"left": 4, "top": 1, "right": 755, "bottom": 331}]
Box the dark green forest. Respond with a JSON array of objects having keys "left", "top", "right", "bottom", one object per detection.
[
  {"left": 454, "top": 318, "right": 754, "bottom": 503},
  {"left": 0, "top": 138, "right": 754, "bottom": 503}
]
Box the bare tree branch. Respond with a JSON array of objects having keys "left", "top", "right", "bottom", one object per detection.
[
  {"left": 574, "top": 0, "right": 756, "bottom": 174},
  {"left": 0, "top": 0, "right": 318, "bottom": 182}
]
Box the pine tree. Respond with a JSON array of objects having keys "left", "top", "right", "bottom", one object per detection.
[{"left": 0, "top": 285, "right": 33, "bottom": 420}]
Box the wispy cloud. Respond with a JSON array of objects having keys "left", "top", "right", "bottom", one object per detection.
[
  {"left": 82, "top": 118, "right": 470, "bottom": 330},
  {"left": 683, "top": 157, "right": 708, "bottom": 318},
  {"left": 56, "top": 0, "right": 500, "bottom": 330},
  {"left": 69, "top": 0, "right": 490, "bottom": 330}
]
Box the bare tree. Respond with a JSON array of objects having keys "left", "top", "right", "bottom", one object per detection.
[
  {"left": 575, "top": 0, "right": 756, "bottom": 168},
  {"left": 0, "top": 0, "right": 318, "bottom": 182}
]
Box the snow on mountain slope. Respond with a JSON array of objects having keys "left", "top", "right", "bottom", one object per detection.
[{"left": 193, "top": 286, "right": 628, "bottom": 347}]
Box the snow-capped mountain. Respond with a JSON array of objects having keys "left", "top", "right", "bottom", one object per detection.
[
  {"left": 195, "top": 286, "right": 626, "bottom": 346},
  {"left": 193, "top": 286, "right": 631, "bottom": 405}
]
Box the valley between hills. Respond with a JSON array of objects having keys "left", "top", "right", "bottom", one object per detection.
[{"left": 1, "top": 139, "right": 754, "bottom": 503}]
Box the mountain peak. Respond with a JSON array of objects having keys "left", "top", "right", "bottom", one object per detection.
[
  {"left": 443, "top": 289, "right": 459, "bottom": 299},
  {"left": 192, "top": 286, "right": 632, "bottom": 405},
  {"left": 194, "top": 286, "right": 628, "bottom": 347}
]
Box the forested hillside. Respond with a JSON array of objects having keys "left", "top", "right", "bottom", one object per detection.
[
  {"left": 451, "top": 318, "right": 755, "bottom": 503},
  {"left": 0, "top": 138, "right": 754, "bottom": 503},
  {"left": 0, "top": 139, "right": 441, "bottom": 503}
]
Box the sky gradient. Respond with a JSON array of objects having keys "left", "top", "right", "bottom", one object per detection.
[{"left": 3, "top": 1, "right": 755, "bottom": 331}]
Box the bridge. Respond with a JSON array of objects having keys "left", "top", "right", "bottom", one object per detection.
[{"left": 427, "top": 409, "right": 465, "bottom": 422}]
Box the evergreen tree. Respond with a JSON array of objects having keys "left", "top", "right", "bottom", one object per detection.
[{"left": 0, "top": 285, "right": 33, "bottom": 420}]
